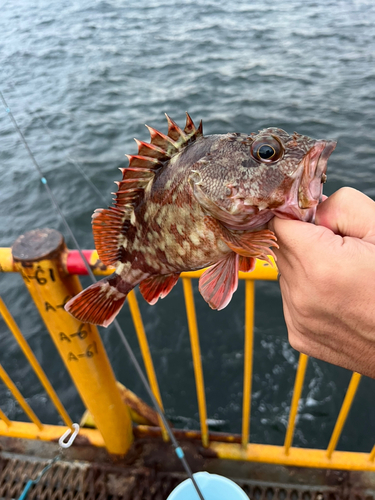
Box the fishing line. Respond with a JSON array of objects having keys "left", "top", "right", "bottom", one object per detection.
[
  {"left": 0, "top": 89, "right": 205, "bottom": 500},
  {"left": 34, "top": 111, "right": 108, "bottom": 206},
  {"left": 0, "top": 77, "right": 108, "bottom": 206}
]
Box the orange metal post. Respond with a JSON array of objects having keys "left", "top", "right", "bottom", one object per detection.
[{"left": 12, "top": 229, "right": 133, "bottom": 455}]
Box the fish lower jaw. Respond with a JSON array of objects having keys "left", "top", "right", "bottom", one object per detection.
[{"left": 271, "top": 203, "right": 317, "bottom": 223}]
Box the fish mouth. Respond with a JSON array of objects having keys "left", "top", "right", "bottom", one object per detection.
[{"left": 272, "top": 139, "right": 337, "bottom": 223}]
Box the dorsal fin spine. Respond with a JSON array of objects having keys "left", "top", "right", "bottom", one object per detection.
[
  {"left": 196, "top": 120, "right": 203, "bottom": 136},
  {"left": 165, "top": 113, "right": 188, "bottom": 142},
  {"left": 120, "top": 167, "right": 155, "bottom": 178},
  {"left": 134, "top": 138, "right": 168, "bottom": 159},
  {"left": 125, "top": 154, "right": 162, "bottom": 170},
  {"left": 184, "top": 112, "right": 196, "bottom": 134}
]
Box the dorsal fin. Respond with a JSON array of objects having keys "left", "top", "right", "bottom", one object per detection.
[
  {"left": 92, "top": 115, "right": 203, "bottom": 266},
  {"left": 117, "top": 113, "right": 203, "bottom": 214}
]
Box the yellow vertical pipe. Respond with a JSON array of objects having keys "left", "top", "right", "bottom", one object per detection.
[
  {"left": 182, "top": 277, "right": 209, "bottom": 448},
  {"left": 0, "top": 407, "right": 11, "bottom": 426},
  {"left": 12, "top": 229, "right": 133, "bottom": 455},
  {"left": 0, "top": 364, "right": 43, "bottom": 429},
  {"left": 242, "top": 280, "right": 255, "bottom": 448},
  {"left": 0, "top": 297, "right": 73, "bottom": 428},
  {"left": 0, "top": 248, "right": 15, "bottom": 272},
  {"left": 284, "top": 353, "right": 309, "bottom": 455},
  {"left": 326, "top": 372, "right": 361, "bottom": 459},
  {"left": 127, "top": 290, "right": 168, "bottom": 441}
]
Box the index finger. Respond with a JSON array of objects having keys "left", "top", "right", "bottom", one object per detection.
[
  {"left": 268, "top": 216, "right": 338, "bottom": 271},
  {"left": 316, "top": 187, "right": 375, "bottom": 243}
]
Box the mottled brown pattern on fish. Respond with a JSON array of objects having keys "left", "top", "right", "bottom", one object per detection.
[{"left": 120, "top": 177, "right": 228, "bottom": 277}]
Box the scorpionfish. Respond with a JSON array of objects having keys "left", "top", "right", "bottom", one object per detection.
[{"left": 65, "top": 114, "right": 336, "bottom": 327}]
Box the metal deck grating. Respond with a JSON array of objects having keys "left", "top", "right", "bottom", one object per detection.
[{"left": 1, "top": 455, "right": 373, "bottom": 500}]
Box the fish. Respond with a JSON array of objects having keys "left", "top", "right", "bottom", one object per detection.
[{"left": 65, "top": 114, "right": 336, "bottom": 327}]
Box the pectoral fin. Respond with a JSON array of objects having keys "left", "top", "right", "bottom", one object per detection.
[
  {"left": 204, "top": 216, "right": 278, "bottom": 264},
  {"left": 199, "top": 252, "right": 239, "bottom": 310}
]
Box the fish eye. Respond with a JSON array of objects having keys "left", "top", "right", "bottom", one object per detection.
[
  {"left": 258, "top": 144, "right": 275, "bottom": 160},
  {"left": 250, "top": 136, "right": 284, "bottom": 163}
]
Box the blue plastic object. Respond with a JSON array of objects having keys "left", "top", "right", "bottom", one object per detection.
[{"left": 166, "top": 472, "right": 249, "bottom": 500}]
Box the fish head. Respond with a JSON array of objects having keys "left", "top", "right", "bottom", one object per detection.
[{"left": 189, "top": 128, "right": 336, "bottom": 230}]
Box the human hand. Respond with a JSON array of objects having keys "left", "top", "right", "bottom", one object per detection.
[{"left": 268, "top": 187, "right": 375, "bottom": 378}]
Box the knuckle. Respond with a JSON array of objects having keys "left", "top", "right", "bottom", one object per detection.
[
  {"left": 288, "top": 330, "right": 308, "bottom": 354},
  {"left": 333, "top": 186, "right": 356, "bottom": 205}
]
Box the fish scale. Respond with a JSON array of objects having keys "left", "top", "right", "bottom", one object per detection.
[{"left": 65, "top": 114, "right": 336, "bottom": 327}]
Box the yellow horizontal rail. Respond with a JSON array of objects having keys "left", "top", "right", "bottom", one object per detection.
[
  {"left": 0, "top": 420, "right": 104, "bottom": 446},
  {"left": 0, "top": 248, "right": 278, "bottom": 280},
  {"left": 2, "top": 419, "right": 373, "bottom": 473},
  {"left": 182, "top": 260, "right": 277, "bottom": 280},
  {"left": 210, "top": 441, "right": 375, "bottom": 471}
]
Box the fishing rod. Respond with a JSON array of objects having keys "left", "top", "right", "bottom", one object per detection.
[{"left": 0, "top": 89, "right": 205, "bottom": 500}]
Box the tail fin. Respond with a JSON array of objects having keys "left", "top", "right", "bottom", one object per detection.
[{"left": 65, "top": 274, "right": 127, "bottom": 327}]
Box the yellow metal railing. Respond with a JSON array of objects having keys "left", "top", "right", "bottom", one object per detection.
[
  {"left": 284, "top": 353, "right": 309, "bottom": 455},
  {"left": 182, "top": 277, "right": 209, "bottom": 448},
  {"left": 127, "top": 290, "right": 169, "bottom": 441},
  {"left": 1, "top": 230, "right": 133, "bottom": 456},
  {"left": 0, "top": 296, "right": 73, "bottom": 428},
  {"left": 241, "top": 280, "right": 255, "bottom": 448},
  {"left": 0, "top": 232, "right": 375, "bottom": 470}
]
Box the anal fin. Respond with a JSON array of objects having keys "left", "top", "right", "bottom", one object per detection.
[
  {"left": 239, "top": 256, "right": 256, "bottom": 273},
  {"left": 139, "top": 273, "right": 180, "bottom": 305},
  {"left": 199, "top": 253, "right": 239, "bottom": 310}
]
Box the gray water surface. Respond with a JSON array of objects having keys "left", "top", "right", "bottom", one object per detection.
[{"left": 1, "top": 0, "right": 375, "bottom": 452}]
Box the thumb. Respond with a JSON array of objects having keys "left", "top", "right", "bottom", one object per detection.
[{"left": 316, "top": 187, "right": 375, "bottom": 243}]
